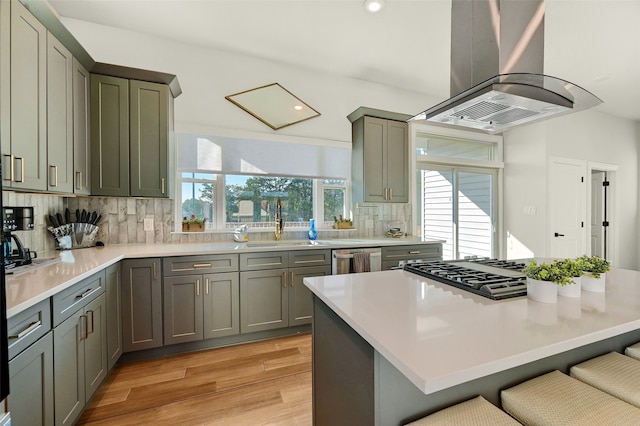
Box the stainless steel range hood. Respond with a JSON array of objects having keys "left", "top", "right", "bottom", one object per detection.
[{"left": 409, "top": 0, "right": 602, "bottom": 134}]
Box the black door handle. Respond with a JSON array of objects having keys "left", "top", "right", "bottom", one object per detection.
[{"left": 554, "top": 232, "right": 565, "bottom": 237}]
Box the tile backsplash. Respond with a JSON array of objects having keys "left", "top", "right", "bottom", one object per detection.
[{"left": 2, "top": 191, "right": 412, "bottom": 254}]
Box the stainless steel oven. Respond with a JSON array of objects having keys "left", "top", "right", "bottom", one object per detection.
[{"left": 331, "top": 248, "right": 382, "bottom": 274}]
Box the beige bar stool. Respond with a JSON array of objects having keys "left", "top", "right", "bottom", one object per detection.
[
  {"left": 570, "top": 351, "right": 640, "bottom": 408},
  {"left": 405, "top": 396, "right": 521, "bottom": 426},
  {"left": 501, "top": 370, "right": 640, "bottom": 425},
  {"left": 625, "top": 342, "right": 640, "bottom": 360}
]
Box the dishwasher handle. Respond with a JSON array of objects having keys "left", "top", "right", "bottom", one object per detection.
[{"left": 333, "top": 252, "right": 381, "bottom": 259}]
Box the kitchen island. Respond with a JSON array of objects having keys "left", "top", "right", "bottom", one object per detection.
[{"left": 304, "top": 268, "right": 640, "bottom": 425}]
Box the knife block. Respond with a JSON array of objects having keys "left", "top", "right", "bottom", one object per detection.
[{"left": 48, "top": 224, "right": 100, "bottom": 250}]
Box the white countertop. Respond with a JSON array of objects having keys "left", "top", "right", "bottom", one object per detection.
[
  {"left": 303, "top": 268, "right": 640, "bottom": 395},
  {"left": 5, "top": 237, "right": 441, "bottom": 317}
]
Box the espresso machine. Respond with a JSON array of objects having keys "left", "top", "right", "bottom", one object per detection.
[{"left": 2, "top": 206, "right": 36, "bottom": 269}]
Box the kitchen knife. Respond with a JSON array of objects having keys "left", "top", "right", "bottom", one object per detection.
[
  {"left": 65, "top": 208, "right": 71, "bottom": 225},
  {"left": 93, "top": 214, "right": 102, "bottom": 226},
  {"left": 81, "top": 209, "right": 88, "bottom": 223},
  {"left": 56, "top": 213, "right": 65, "bottom": 226},
  {"left": 90, "top": 211, "right": 98, "bottom": 224},
  {"left": 49, "top": 214, "right": 59, "bottom": 228},
  {"left": 76, "top": 209, "right": 81, "bottom": 223}
]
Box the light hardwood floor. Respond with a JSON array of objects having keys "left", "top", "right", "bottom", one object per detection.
[{"left": 78, "top": 334, "right": 312, "bottom": 426}]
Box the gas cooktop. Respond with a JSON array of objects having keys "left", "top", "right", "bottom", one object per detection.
[{"left": 404, "top": 258, "right": 528, "bottom": 300}]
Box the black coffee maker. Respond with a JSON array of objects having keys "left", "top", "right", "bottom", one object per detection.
[{"left": 2, "top": 206, "right": 36, "bottom": 268}]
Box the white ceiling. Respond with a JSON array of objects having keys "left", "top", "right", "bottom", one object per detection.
[{"left": 47, "top": 0, "right": 640, "bottom": 122}]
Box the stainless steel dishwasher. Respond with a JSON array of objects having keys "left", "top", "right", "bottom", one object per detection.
[{"left": 331, "top": 248, "right": 382, "bottom": 274}]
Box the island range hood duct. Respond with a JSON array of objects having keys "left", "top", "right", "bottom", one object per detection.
[{"left": 409, "top": 0, "right": 602, "bottom": 134}]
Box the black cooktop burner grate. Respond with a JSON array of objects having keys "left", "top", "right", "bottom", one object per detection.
[{"left": 404, "top": 259, "right": 528, "bottom": 300}]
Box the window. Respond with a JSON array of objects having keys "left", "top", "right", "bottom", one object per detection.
[
  {"left": 180, "top": 172, "right": 216, "bottom": 228},
  {"left": 413, "top": 125, "right": 502, "bottom": 260},
  {"left": 321, "top": 179, "right": 347, "bottom": 224}
]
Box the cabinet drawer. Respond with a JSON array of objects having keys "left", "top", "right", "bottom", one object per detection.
[
  {"left": 240, "top": 252, "right": 288, "bottom": 271},
  {"left": 288, "top": 249, "right": 331, "bottom": 268},
  {"left": 7, "top": 298, "right": 52, "bottom": 360},
  {"left": 52, "top": 270, "right": 105, "bottom": 326},
  {"left": 163, "top": 254, "right": 239, "bottom": 276},
  {"left": 382, "top": 244, "right": 442, "bottom": 260}
]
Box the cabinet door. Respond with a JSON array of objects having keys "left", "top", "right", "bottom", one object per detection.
[
  {"left": 91, "top": 74, "right": 129, "bottom": 196},
  {"left": 163, "top": 275, "right": 203, "bottom": 345},
  {"left": 8, "top": 332, "right": 54, "bottom": 426},
  {"left": 9, "top": 0, "right": 47, "bottom": 191},
  {"left": 121, "top": 259, "right": 163, "bottom": 352},
  {"left": 130, "top": 80, "right": 168, "bottom": 197},
  {"left": 240, "top": 269, "right": 288, "bottom": 333},
  {"left": 106, "top": 262, "right": 122, "bottom": 371},
  {"left": 47, "top": 32, "right": 73, "bottom": 193},
  {"left": 362, "top": 116, "right": 387, "bottom": 202},
  {"left": 54, "top": 309, "right": 85, "bottom": 426},
  {"left": 203, "top": 272, "right": 240, "bottom": 339},
  {"left": 84, "top": 293, "right": 107, "bottom": 401},
  {"left": 289, "top": 265, "right": 331, "bottom": 326},
  {"left": 385, "top": 120, "right": 408, "bottom": 202},
  {"left": 72, "top": 57, "right": 90, "bottom": 194}
]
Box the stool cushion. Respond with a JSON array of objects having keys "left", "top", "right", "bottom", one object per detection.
[
  {"left": 405, "top": 396, "right": 520, "bottom": 426},
  {"left": 625, "top": 342, "right": 640, "bottom": 360},
  {"left": 571, "top": 352, "right": 640, "bottom": 408},
  {"left": 501, "top": 370, "right": 640, "bottom": 425}
]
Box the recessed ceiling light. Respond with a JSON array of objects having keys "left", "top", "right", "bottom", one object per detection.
[
  {"left": 294, "top": 105, "right": 303, "bottom": 111},
  {"left": 363, "top": 0, "right": 385, "bottom": 13}
]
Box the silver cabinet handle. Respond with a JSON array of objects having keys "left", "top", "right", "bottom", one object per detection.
[
  {"left": 75, "top": 171, "right": 83, "bottom": 190},
  {"left": 389, "top": 187, "right": 393, "bottom": 200},
  {"left": 384, "top": 187, "right": 388, "bottom": 200},
  {"left": 161, "top": 177, "right": 166, "bottom": 194},
  {"left": 81, "top": 314, "right": 89, "bottom": 340},
  {"left": 2, "top": 154, "right": 12, "bottom": 182},
  {"left": 283, "top": 272, "right": 287, "bottom": 288},
  {"left": 290, "top": 271, "right": 294, "bottom": 287},
  {"left": 205, "top": 278, "right": 209, "bottom": 295},
  {"left": 9, "top": 320, "right": 42, "bottom": 339},
  {"left": 153, "top": 262, "right": 158, "bottom": 280},
  {"left": 75, "top": 288, "right": 93, "bottom": 299},
  {"left": 193, "top": 263, "right": 212, "bottom": 269},
  {"left": 196, "top": 279, "right": 200, "bottom": 296},
  {"left": 14, "top": 156, "right": 24, "bottom": 182},
  {"left": 409, "top": 251, "right": 421, "bottom": 254},
  {"left": 49, "top": 165, "right": 58, "bottom": 187}
]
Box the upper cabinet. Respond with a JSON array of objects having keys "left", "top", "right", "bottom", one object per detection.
[
  {"left": 72, "top": 58, "right": 91, "bottom": 195},
  {"left": 3, "top": 0, "right": 47, "bottom": 191},
  {"left": 91, "top": 74, "right": 173, "bottom": 198},
  {"left": 350, "top": 108, "right": 410, "bottom": 203}
]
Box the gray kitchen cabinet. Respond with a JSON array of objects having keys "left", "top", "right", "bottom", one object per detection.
[
  {"left": 8, "top": 332, "right": 54, "bottom": 426},
  {"left": 163, "top": 254, "right": 240, "bottom": 345},
  {"left": 46, "top": 31, "right": 73, "bottom": 193},
  {"left": 90, "top": 74, "right": 129, "bottom": 196},
  {"left": 381, "top": 244, "right": 443, "bottom": 270},
  {"left": 54, "top": 292, "right": 107, "bottom": 426},
  {"left": 7, "top": 298, "right": 54, "bottom": 426},
  {"left": 240, "top": 268, "right": 289, "bottom": 334},
  {"left": 289, "top": 265, "right": 330, "bottom": 326},
  {"left": 351, "top": 116, "right": 409, "bottom": 203},
  {"left": 106, "top": 262, "right": 122, "bottom": 370},
  {"left": 121, "top": 258, "right": 163, "bottom": 352},
  {"left": 91, "top": 74, "right": 171, "bottom": 197},
  {"left": 3, "top": 0, "right": 47, "bottom": 191},
  {"left": 72, "top": 57, "right": 91, "bottom": 194},
  {"left": 130, "top": 80, "right": 170, "bottom": 197}
]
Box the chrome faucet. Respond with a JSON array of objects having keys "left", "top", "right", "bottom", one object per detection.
[{"left": 275, "top": 198, "right": 284, "bottom": 240}]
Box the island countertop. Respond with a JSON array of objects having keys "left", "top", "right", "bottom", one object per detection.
[
  {"left": 5, "top": 237, "right": 442, "bottom": 318},
  {"left": 303, "top": 268, "right": 640, "bottom": 395}
]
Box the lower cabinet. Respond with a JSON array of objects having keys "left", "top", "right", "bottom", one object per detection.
[
  {"left": 106, "top": 262, "right": 122, "bottom": 371},
  {"left": 163, "top": 272, "right": 240, "bottom": 345},
  {"left": 121, "top": 258, "right": 163, "bottom": 352},
  {"left": 54, "top": 292, "right": 107, "bottom": 426},
  {"left": 289, "top": 265, "right": 330, "bottom": 326},
  {"left": 8, "top": 332, "right": 54, "bottom": 426}
]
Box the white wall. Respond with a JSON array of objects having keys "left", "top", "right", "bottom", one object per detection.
[
  {"left": 504, "top": 109, "right": 639, "bottom": 269},
  {"left": 60, "top": 18, "right": 440, "bottom": 146}
]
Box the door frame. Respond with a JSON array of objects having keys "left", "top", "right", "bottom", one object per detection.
[{"left": 587, "top": 161, "right": 618, "bottom": 266}]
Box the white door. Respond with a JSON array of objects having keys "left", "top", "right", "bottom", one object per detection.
[
  {"left": 548, "top": 158, "right": 586, "bottom": 258},
  {"left": 590, "top": 171, "right": 605, "bottom": 257}
]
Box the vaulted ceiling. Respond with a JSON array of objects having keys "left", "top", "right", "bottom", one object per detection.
[{"left": 48, "top": 0, "right": 640, "bottom": 122}]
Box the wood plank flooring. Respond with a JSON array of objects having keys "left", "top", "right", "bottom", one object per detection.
[{"left": 77, "top": 334, "right": 312, "bottom": 426}]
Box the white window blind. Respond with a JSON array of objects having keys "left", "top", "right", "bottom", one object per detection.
[{"left": 177, "top": 133, "right": 350, "bottom": 179}]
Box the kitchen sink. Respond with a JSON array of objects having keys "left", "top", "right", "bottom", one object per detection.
[{"left": 245, "top": 240, "right": 327, "bottom": 248}]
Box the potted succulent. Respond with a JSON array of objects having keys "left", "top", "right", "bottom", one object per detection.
[
  {"left": 557, "top": 258, "right": 583, "bottom": 298},
  {"left": 333, "top": 215, "right": 353, "bottom": 229},
  {"left": 182, "top": 215, "right": 206, "bottom": 232},
  {"left": 523, "top": 259, "right": 573, "bottom": 303},
  {"left": 576, "top": 255, "right": 610, "bottom": 292}
]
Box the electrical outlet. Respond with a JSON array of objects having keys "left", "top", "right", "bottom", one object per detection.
[
  {"left": 144, "top": 218, "right": 154, "bottom": 231},
  {"left": 365, "top": 219, "right": 374, "bottom": 229}
]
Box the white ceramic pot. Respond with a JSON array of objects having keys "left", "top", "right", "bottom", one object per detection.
[
  {"left": 527, "top": 278, "right": 558, "bottom": 304},
  {"left": 582, "top": 272, "right": 606, "bottom": 293},
  {"left": 558, "top": 276, "right": 581, "bottom": 298}
]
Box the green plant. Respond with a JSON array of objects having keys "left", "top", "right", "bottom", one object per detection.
[
  {"left": 522, "top": 259, "right": 574, "bottom": 286},
  {"left": 182, "top": 214, "right": 206, "bottom": 225},
  {"left": 576, "top": 255, "right": 610, "bottom": 279},
  {"left": 333, "top": 215, "right": 352, "bottom": 225},
  {"left": 558, "top": 258, "right": 584, "bottom": 279}
]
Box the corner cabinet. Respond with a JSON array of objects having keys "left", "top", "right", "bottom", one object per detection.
[
  {"left": 351, "top": 115, "right": 409, "bottom": 203},
  {"left": 91, "top": 75, "right": 171, "bottom": 197}
]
